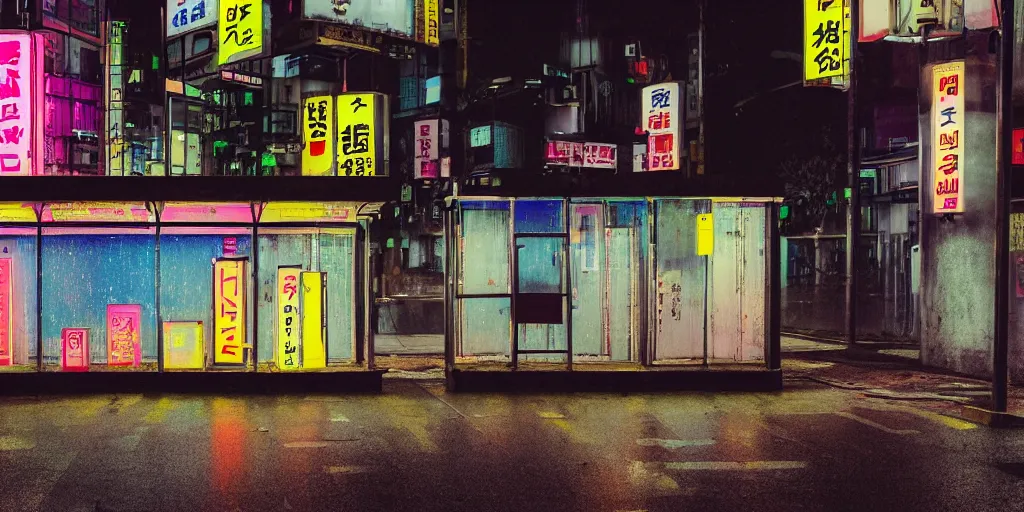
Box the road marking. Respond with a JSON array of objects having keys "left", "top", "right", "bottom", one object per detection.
[
  {"left": 284, "top": 441, "right": 332, "bottom": 449},
  {"left": 325, "top": 465, "right": 369, "bottom": 475},
  {"left": 627, "top": 461, "right": 681, "bottom": 494},
  {"left": 637, "top": 438, "right": 716, "bottom": 449},
  {"left": 0, "top": 435, "right": 34, "bottom": 450},
  {"left": 905, "top": 409, "right": 978, "bottom": 431},
  {"left": 834, "top": 412, "right": 920, "bottom": 435},
  {"left": 330, "top": 413, "right": 350, "bottom": 423},
  {"left": 538, "top": 411, "right": 566, "bottom": 419},
  {"left": 662, "top": 461, "right": 807, "bottom": 471}
]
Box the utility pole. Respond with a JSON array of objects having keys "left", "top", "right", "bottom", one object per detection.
[
  {"left": 845, "top": 0, "right": 861, "bottom": 348},
  {"left": 994, "top": 0, "right": 1014, "bottom": 413}
]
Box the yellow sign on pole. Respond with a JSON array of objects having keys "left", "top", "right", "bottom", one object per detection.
[
  {"left": 213, "top": 259, "right": 247, "bottom": 365},
  {"left": 697, "top": 213, "right": 714, "bottom": 256},
  {"left": 276, "top": 267, "right": 302, "bottom": 370},
  {"left": 301, "top": 272, "right": 327, "bottom": 369},
  {"left": 931, "top": 60, "right": 965, "bottom": 215},
  {"left": 302, "top": 96, "right": 335, "bottom": 176},
  {"left": 218, "top": 0, "right": 263, "bottom": 65},
  {"left": 336, "top": 93, "right": 377, "bottom": 176},
  {"left": 804, "top": 0, "right": 847, "bottom": 84},
  {"left": 425, "top": 0, "right": 440, "bottom": 47}
]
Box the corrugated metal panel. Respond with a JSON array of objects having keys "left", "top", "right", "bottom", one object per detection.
[
  {"left": 709, "top": 204, "right": 766, "bottom": 362},
  {"left": 653, "top": 199, "right": 705, "bottom": 360}
]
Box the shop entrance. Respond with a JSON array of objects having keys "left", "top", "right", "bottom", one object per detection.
[{"left": 512, "top": 233, "right": 570, "bottom": 368}]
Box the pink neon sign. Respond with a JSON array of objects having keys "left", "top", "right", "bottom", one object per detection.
[{"left": 0, "top": 32, "right": 30, "bottom": 176}]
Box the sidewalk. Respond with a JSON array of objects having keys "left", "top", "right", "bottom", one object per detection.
[{"left": 781, "top": 335, "right": 1024, "bottom": 426}]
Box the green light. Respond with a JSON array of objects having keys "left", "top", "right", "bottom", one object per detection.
[
  {"left": 244, "top": 92, "right": 254, "bottom": 106},
  {"left": 626, "top": 77, "right": 636, "bottom": 84},
  {"left": 844, "top": 187, "right": 852, "bottom": 199},
  {"left": 780, "top": 205, "right": 790, "bottom": 220},
  {"left": 152, "top": 55, "right": 159, "bottom": 70},
  {"left": 261, "top": 153, "right": 277, "bottom": 167},
  {"left": 213, "top": 140, "right": 229, "bottom": 156}
]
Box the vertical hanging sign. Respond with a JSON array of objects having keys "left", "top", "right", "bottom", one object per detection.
[
  {"left": 932, "top": 61, "right": 965, "bottom": 215},
  {"left": 803, "top": 0, "right": 849, "bottom": 88},
  {"left": 107, "top": 21, "right": 125, "bottom": 176},
  {"left": 218, "top": 0, "right": 263, "bottom": 66},
  {"left": 0, "top": 32, "right": 32, "bottom": 176},
  {"left": 106, "top": 304, "right": 142, "bottom": 367},
  {"left": 0, "top": 257, "right": 10, "bottom": 366},
  {"left": 641, "top": 82, "right": 681, "bottom": 171},
  {"left": 61, "top": 328, "right": 90, "bottom": 371},
  {"left": 337, "top": 93, "right": 378, "bottom": 176},
  {"left": 414, "top": 119, "right": 439, "bottom": 179},
  {"left": 302, "top": 96, "right": 334, "bottom": 176},
  {"left": 213, "top": 258, "right": 247, "bottom": 365},
  {"left": 276, "top": 267, "right": 302, "bottom": 370},
  {"left": 424, "top": 0, "right": 440, "bottom": 47}
]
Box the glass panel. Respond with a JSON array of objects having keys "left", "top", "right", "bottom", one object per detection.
[
  {"left": 460, "top": 204, "right": 510, "bottom": 295},
  {"left": 570, "top": 204, "right": 603, "bottom": 358},
  {"left": 160, "top": 227, "right": 255, "bottom": 371},
  {"left": 459, "top": 297, "right": 510, "bottom": 357},
  {"left": 0, "top": 231, "right": 38, "bottom": 372},
  {"left": 709, "top": 203, "right": 767, "bottom": 363},
  {"left": 257, "top": 228, "right": 357, "bottom": 370},
  {"left": 516, "top": 237, "right": 564, "bottom": 294},
  {"left": 41, "top": 227, "right": 158, "bottom": 372},
  {"left": 514, "top": 199, "right": 564, "bottom": 233}
]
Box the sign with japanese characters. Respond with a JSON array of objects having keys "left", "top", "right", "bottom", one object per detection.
[
  {"left": 424, "top": 0, "right": 440, "bottom": 46},
  {"left": 218, "top": 0, "right": 263, "bottom": 65},
  {"left": 804, "top": 0, "right": 847, "bottom": 84},
  {"left": 213, "top": 258, "right": 247, "bottom": 365},
  {"left": 107, "top": 21, "right": 125, "bottom": 176},
  {"left": 276, "top": 267, "right": 302, "bottom": 370},
  {"left": 106, "top": 304, "right": 142, "bottom": 367},
  {"left": 164, "top": 321, "right": 204, "bottom": 369},
  {"left": 641, "top": 83, "right": 681, "bottom": 171},
  {"left": 61, "top": 328, "right": 90, "bottom": 372},
  {"left": 583, "top": 143, "right": 617, "bottom": 169},
  {"left": 546, "top": 141, "right": 583, "bottom": 167},
  {"left": 0, "top": 33, "right": 32, "bottom": 176},
  {"left": 0, "top": 257, "right": 10, "bottom": 366},
  {"left": 932, "top": 61, "right": 965, "bottom": 215},
  {"left": 336, "top": 93, "right": 378, "bottom": 176},
  {"left": 414, "top": 119, "right": 443, "bottom": 179},
  {"left": 302, "top": 96, "right": 334, "bottom": 176},
  {"left": 167, "top": 0, "right": 218, "bottom": 38}
]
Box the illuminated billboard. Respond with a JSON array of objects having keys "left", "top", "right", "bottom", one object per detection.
[
  {"left": 167, "top": 0, "right": 219, "bottom": 38},
  {"left": 931, "top": 61, "right": 964, "bottom": 215},
  {"left": 218, "top": 0, "right": 263, "bottom": 66},
  {"left": 0, "top": 32, "right": 35, "bottom": 176},
  {"left": 641, "top": 83, "right": 681, "bottom": 171},
  {"left": 304, "top": 0, "right": 414, "bottom": 38}
]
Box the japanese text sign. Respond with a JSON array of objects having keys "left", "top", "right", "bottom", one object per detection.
[
  {"left": 583, "top": 143, "right": 617, "bottom": 169},
  {"left": 106, "top": 304, "right": 141, "bottom": 367},
  {"left": 932, "top": 61, "right": 965, "bottom": 214},
  {"left": 302, "top": 96, "right": 335, "bottom": 176},
  {"left": 546, "top": 141, "right": 583, "bottom": 167},
  {"left": 641, "top": 82, "right": 681, "bottom": 171},
  {"left": 804, "top": 0, "right": 847, "bottom": 83},
  {"left": 424, "top": 0, "right": 440, "bottom": 46},
  {"left": 61, "top": 328, "right": 90, "bottom": 372},
  {"left": 168, "top": 0, "right": 218, "bottom": 38},
  {"left": 414, "top": 119, "right": 439, "bottom": 179},
  {"left": 213, "top": 259, "right": 247, "bottom": 365},
  {"left": 276, "top": 267, "right": 302, "bottom": 370},
  {"left": 0, "top": 33, "right": 31, "bottom": 176},
  {"left": 218, "top": 0, "right": 263, "bottom": 66},
  {"left": 337, "top": 93, "right": 378, "bottom": 176},
  {"left": 0, "top": 257, "right": 9, "bottom": 366}
]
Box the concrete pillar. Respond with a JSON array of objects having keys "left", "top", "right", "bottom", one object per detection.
[{"left": 919, "top": 36, "right": 998, "bottom": 378}]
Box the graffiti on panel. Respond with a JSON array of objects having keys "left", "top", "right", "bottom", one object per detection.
[
  {"left": 213, "top": 258, "right": 247, "bottom": 365},
  {"left": 932, "top": 61, "right": 965, "bottom": 214},
  {"left": 276, "top": 267, "right": 302, "bottom": 370},
  {"left": 164, "top": 321, "right": 204, "bottom": 370},
  {"left": 0, "top": 257, "right": 10, "bottom": 365},
  {"left": 61, "top": 328, "right": 90, "bottom": 372},
  {"left": 0, "top": 33, "right": 31, "bottom": 175},
  {"left": 337, "top": 93, "right": 377, "bottom": 176},
  {"left": 107, "top": 304, "right": 142, "bottom": 367}
]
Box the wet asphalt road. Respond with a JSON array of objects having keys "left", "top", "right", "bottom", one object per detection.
[{"left": 0, "top": 380, "right": 1022, "bottom": 512}]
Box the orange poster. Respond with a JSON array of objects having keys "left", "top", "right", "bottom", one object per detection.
[{"left": 107, "top": 304, "right": 142, "bottom": 367}]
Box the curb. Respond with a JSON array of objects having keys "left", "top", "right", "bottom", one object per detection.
[{"left": 961, "top": 406, "right": 1024, "bottom": 428}]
